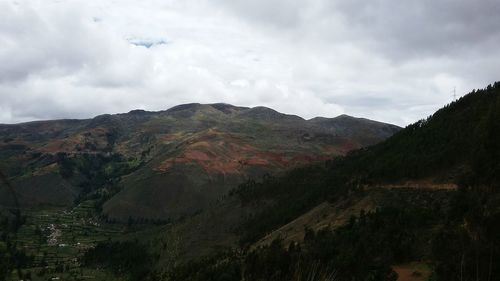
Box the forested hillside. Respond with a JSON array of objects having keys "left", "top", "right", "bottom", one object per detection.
[{"left": 164, "top": 82, "right": 500, "bottom": 281}]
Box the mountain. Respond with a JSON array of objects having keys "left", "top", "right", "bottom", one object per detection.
[
  {"left": 159, "top": 82, "right": 500, "bottom": 281},
  {"left": 0, "top": 103, "right": 399, "bottom": 221},
  {"left": 3, "top": 83, "right": 500, "bottom": 281}
]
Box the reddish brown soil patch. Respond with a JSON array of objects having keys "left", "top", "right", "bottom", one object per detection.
[
  {"left": 156, "top": 160, "right": 173, "bottom": 171},
  {"left": 290, "top": 154, "right": 330, "bottom": 164},
  {"left": 37, "top": 127, "right": 110, "bottom": 154},
  {"left": 256, "top": 151, "right": 286, "bottom": 166},
  {"left": 245, "top": 157, "right": 270, "bottom": 166},
  {"left": 159, "top": 134, "right": 181, "bottom": 141},
  {"left": 392, "top": 263, "right": 431, "bottom": 281},
  {"left": 154, "top": 129, "right": 339, "bottom": 175},
  {"left": 322, "top": 145, "right": 342, "bottom": 154},
  {"left": 89, "top": 127, "right": 107, "bottom": 137},
  {"left": 39, "top": 139, "right": 66, "bottom": 153},
  {"left": 184, "top": 150, "right": 212, "bottom": 161},
  {"left": 339, "top": 140, "right": 359, "bottom": 154}
]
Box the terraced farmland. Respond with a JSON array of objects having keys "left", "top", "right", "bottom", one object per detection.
[{"left": 8, "top": 201, "right": 127, "bottom": 281}]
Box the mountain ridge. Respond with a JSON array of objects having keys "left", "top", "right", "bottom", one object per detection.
[
  {"left": 0, "top": 103, "right": 399, "bottom": 221},
  {"left": 0, "top": 103, "right": 397, "bottom": 126}
]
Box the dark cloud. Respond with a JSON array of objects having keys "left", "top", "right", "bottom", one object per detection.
[
  {"left": 331, "top": 0, "right": 500, "bottom": 59},
  {"left": 0, "top": 2, "right": 112, "bottom": 83},
  {"left": 213, "top": 0, "right": 305, "bottom": 29}
]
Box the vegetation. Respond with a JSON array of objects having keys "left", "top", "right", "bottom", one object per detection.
[
  {"left": 56, "top": 152, "right": 142, "bottom": 204},
  {"left": 0, "top": 211, "right": 31, "bottom": 281},
  {"left": 0, "top": 102, "right": 398, "bottom": 221},
  {"left": 169, "top": 188, "right": 450, "bottom": 281},
  {"left": 167, "top": 187, "right": 500, "bottom": 281},
  {"left": 83, "top": 240, "right": 154, "bottom": 281},
  {"left": 234, "top": 82, "right": 500, "bottom": 245},
  {"left": 0, "top": 198, "right": 144, "bottom": 281},
  {"left": 169, "top": 82, "right": 500, "bottom": 280},
  {"left": 432, "top": 188, "right": 500, "bottom": 281},
  {"left": 2, "top": 83, "right": 500, "bottom": 280}
]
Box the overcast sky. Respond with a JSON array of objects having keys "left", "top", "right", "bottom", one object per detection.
[{"left": 1, "top": 0, "right": 499, "bottom": 126}]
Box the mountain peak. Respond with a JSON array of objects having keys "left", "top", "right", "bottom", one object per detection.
[
  {"left": 237, "top": 106, "right": 304, "bottom": 122},
  {"left": 127, "top": 109, "right": 149, "bottom": 115},
  {"left": 166, "top": 103, "right": 204, "bottom": 113},
  {"left": 209, "top": 103, "right": 249, "bottom": 114}
]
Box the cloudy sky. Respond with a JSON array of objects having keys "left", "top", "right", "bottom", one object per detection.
[{"left": 1, "top": 0, "right": 499, "bottom": 126}]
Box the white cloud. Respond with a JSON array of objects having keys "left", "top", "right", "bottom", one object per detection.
[{"left": 0, "top": 0, "right": 499, "bottom": 126}]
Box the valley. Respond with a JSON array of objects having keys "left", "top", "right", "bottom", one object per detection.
[
  {"left": 1, "top": 82, "right": 500, "bottom": 281},
  {"left": 2, "top": 0, "right": 499, "bottom": 279}
]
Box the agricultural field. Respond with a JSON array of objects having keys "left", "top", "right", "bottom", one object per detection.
[{"left": 7, "top": 200, "right": 130, "bottom": 281}]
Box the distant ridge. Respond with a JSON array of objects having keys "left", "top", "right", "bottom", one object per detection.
[{"left": 0, "top": 103, "right": 400, "bottom": 220}]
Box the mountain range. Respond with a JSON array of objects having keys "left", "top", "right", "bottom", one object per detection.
[{"left": 0, "top": 103, "right": 399, "bottom": 221}]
